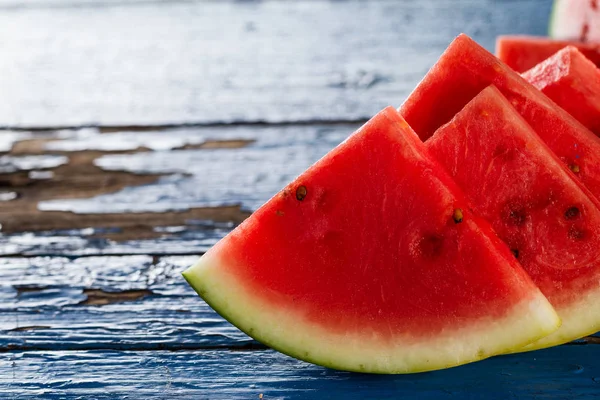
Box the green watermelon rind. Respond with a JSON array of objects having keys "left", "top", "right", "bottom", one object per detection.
[
  {"left": 548, "top": 0, "right": 562, "bottom": 37},
  {"left": 548, "top": 0, "right": 599, "bottom": 41},
  {"left": 183, "top": 248, "right": 560, "bottom": 374},
  {"left": 548, "top": 0, "right": 577, "bottom": 39}
]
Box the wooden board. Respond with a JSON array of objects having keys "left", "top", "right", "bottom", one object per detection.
[
  {"left": 5, "top": 0, "right": 600, "bottom": 398},
  {"left": 0, "top": 0, "right": 549, "bottom": 128},
  {"left": 2, "top": 347, "right": 600, "bottom": 399},
  {"left": 0, "top": 256, "right": 257, "bottom": 351}
]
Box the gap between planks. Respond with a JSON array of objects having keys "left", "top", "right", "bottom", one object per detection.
[
  {"left": 0, "top": 251, "right": 206, "bottom": 258},
  {"left": 0, "top": 343, "right": 269, "bottom": 353},
  {"left": 2, "top": 341, "right": 599, "bottom": 354},
  {"left": 0, "top": 118, "right": 368, "bottom": 133}
]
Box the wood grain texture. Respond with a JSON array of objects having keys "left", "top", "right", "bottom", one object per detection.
[
  {"left": 2, "top": 346, "right": 600, "bottom": 399},
  {"left": 0, "top": 0, "right": 550, "bottom": 128},
  {"left": 0, "top": 123, "right": 354, "bottom": 255},
  {"left": 5, "top": 0, "right": 597, "bottom": 398},
  {"left": 0, "top": 254, "right": 598, "bottom": 353},
  {"left": 0, "top": 256, "right": 258, "bottom": 351}
]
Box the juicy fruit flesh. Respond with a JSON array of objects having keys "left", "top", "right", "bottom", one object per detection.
[
  {"left": 523, "top": 46, "right": 600, "bottom": 137},
  {"left": 426, "top": 86, "right": 600, "bottom": 347},
  {"left": 203, "top": 107, "right": 539, "bottom": 334},
  {"left": 496, "top": 35, "right": 600, "bottom": 73},
  {"left": 185, "top": 251, "right": 558, "bottom": 373},
  {"left": 183, "top": 107, "right": 560, "bottom": 373},
  {"left": 400, "top": 34, "right": 600, "bottom": 202}
]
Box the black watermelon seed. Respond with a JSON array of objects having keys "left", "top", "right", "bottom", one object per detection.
[
  {"left": 296, "top": 185, "right": 307, "bottom": 201},
  {"left": 565, "top": 206, "right": 580, "bottom": 220}
]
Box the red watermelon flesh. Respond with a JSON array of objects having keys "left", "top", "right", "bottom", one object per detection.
[
  {"left": 400, "top": 34, "right": 600, "bottom": 202},
  {"left": 426, "top": 85, "right": 600, "bottom": 350},
  {"left": 523, "top": 46, "right": 600, "bottom": 137},
  {"left": 183, "top": 107, "right": 559, "bottom": 373},
  {"left": 496, "top": 35, "right": 600, "bottom": 73}
]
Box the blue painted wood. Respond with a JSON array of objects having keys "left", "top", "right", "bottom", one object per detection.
[
  {"left": 0, "top": 256, "right": 258, "bottom": 351},
  {"left": 0, "top": 0, "right": 551, "bottom": 128},
  {"left": 0, "top": 255, "right": 598, "bottom": 353},
  {"left": 4, "top": 0, "right": 599, "bottom": 398},
  {"left": 1, "top": 346, "right": 600, "bottom": 399},
  {"left": 0, "top": 123, "right": 356, "bottom": 256}
]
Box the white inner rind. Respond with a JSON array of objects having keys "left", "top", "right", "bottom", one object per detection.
[
  {"left": 549, "top": 0, "right": 583, "bottom": 39},
  {"left": 516, "top": 284, "right": 600, "bottom": 352},
  {"left": 549, "top": 0, "right": 600, "bottom": 41},
  {"left": 183, "top": 252, "right": 560, "bottom": 374}
]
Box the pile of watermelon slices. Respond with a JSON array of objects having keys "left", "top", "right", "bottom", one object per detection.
[
  {"left": 183, "top": 30, "right": 600, "bottom": 374},
  {"left": 497, "top": 0, "right": 600, "bottom": 73}
]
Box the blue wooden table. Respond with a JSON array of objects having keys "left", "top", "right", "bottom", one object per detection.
[{"left": 3, "top": 0, "right": 600, "bottom": 398}]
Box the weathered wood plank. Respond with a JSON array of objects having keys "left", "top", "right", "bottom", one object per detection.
[
  {"left": 0, "top": 256, "right": 260, "bottom": 350},
  {"left": 1, "top": 255, "right": 598, "bottom": 352},
  {"left": 0, "top": 232, "right": 221, "bottom": 256},
  {"left": 2, "top": 346, "right": 600, "bottom": 399},
  {"left": 0, "top": 0, "right": 551, "bottom": 127},
  {"left": 0, "top": 123, "right": 354, "bottom": 255},
  {"left": 35, "top": 124, "right": 354, "bottom": 214}
]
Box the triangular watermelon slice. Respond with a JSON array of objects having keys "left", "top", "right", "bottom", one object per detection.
[
  {"left": 426, "top": 85, "right": 600, "bottom": 350},
  {"left": 183, "top": 107, "right": 559, "bottom": 373},
  {"left": 496, "top": 35, "right": 600, "bottom": 72},
  {"left": 400, "top": 34, "right": 600, "bottom": 202},
  {"left": 523, "top": 46, "right": 600, "bottom": 137}
]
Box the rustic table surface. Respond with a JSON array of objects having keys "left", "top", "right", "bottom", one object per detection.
[{"left": 2, "top": 0, "right": 599, "bottom": 398}]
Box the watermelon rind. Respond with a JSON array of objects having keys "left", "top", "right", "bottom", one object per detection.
[
  {"left": 549, "top": 0, "right": 579, "bottom": 39},
  {"left": 519, "top": 291, "right": 600, "bottom": 351},
  {"left": 549, "top": 0, "right": 566, "bottom": 38},
  {"left": 183, "top": 249, "right": 560, "bottom": 374},
  {"left": 549, "top": 0, "right": 600, "bottom": 42}
]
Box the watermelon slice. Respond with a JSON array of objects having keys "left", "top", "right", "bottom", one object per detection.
[
  {"left": 550, "top": 0, "right": 600, "bottom": 42},
  {"left": 400, "top": 34, "right": 600, "bottom": 201},
  {"left": 496, "top": 35, "right": 600, "bottom": 73},
  {"left": 426, "top": 85, "right": 600, "bottom": 350},
  {"left": 182, "top": 107, "right": 559, "bottom": 373},
  {"left": 523, "top": 46, "right": 600, "bottom": 137}
]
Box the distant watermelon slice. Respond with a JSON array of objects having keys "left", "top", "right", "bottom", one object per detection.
[
  {"left": 400, "top": 34, "right": 600, "bottom": 201},
  {"left": 183, "top": 107, "right": 559, "bottom": 373},
  {"left": 523, "top": 46, "right": 600, "bottom": 137},
  {"left": 496, "top": 35, "right": 600, "bottom": 73},
  {"left": 426, "top": 86, "right": 600, "bottom": 350},
  {"left": 550, "top": 0, "right": 600, "bottom": 42}
]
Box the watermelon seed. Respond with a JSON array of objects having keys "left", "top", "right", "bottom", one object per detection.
[
  {"left": 569, "top": 164, "right": 580, "bottom": 174},
  {"left": 564, "top": 207, "right": 580, "bottom": 220},
  {"left": 452, "top": 208, "right": 463, "bottom": 223},
  {"left": 511, "top": 249, "right": 519, "bottom": 259},
  {"left": 296, "top": 185, "right": 307, "bottom": 201}
]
